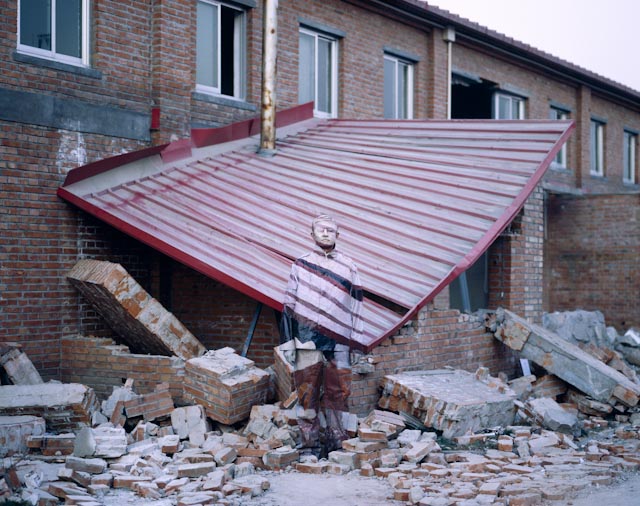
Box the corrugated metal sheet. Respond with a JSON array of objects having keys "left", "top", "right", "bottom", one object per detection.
[{"left": 58, "top": 105, "right": 574, "bottom": 352}]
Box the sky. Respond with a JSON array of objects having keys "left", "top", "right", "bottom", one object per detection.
[{"left": 427, "top": 0, "right": 640, "bottom": 92}]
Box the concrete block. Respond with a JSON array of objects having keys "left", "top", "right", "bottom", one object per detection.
[
  {"left": 67, "top": 259, "right": 206, "bottom": 360},
  {"left": 171, "top": 405, "right": 210, "bottom": 441},
  {"left": 0, "top": 344, "right": 43, "bottom": 385},
  {"left": 0, "top": 415, "right": 45, "bottom": 457},
  {"left": 65, "top": 456, "right": 107, "bottom": 474},
  {"left": 177, "top": 462, "right": 215, "bottom": 478},
  {"left": 74, "top": 425, "right": 127, "bottom": 458},
  {"left": 526, "top": 397, "right": 578, "bottom": 434},
  {"left": 379, "top": 369, "right": 516, "bottom": 439}
]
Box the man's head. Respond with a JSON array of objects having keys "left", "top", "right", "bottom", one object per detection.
[{"left": 311, "top": 214, "right": 339, "bottom": 251}]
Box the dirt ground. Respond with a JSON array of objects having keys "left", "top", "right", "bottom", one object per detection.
[
  {"left": 566, "top": 472, "right": 640, "bottom": 506},
  {"left": 98, "top": 469, "right": 640, "bottom": 506}
]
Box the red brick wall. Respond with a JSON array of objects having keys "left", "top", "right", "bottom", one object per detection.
[
  {"left": 169, "top": 264, "right": 280, "bottom": 369},
  {"left": 2, "top": 0, "right": 639, "bottom": 390},
  {"left": 545, "top": 193, "right": 640, "bottom": 331},
  {"left": 0, "top": 121, "right": 146, "bottom": 380},
  {"left": 60, "top": 335, "right": 185, "bottom": 403},
  {"left": 350, "top": 308, "right": 518, "bottom": 415}
]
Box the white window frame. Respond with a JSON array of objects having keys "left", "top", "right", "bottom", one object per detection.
[
  {"left": 493, "top": 92, "right": 525, "bottom": 119},
  {"left": 550, "top": 106, "right": 569, "bottom": 168},
  {"left": 590, "top": 119, "right": 605, "bottom": 176},
  {"left": 623, "top": 130, "right": 637, "bottom": 184},
  {"left": 196, "top": 0, "right": 246, "bottom": 100},
  {"left": 298, "top": 28, "right": 338, "bottom": 118},
  {"left": 383, "top": 54, "right": 414, "bottom": 119},
  {"left": 17, "top": 0, "right": 90, "bottom": 67}
]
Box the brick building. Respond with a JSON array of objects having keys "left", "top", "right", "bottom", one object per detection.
[{"left": 1, "top": 0, "right": 639, "bottom": 414}]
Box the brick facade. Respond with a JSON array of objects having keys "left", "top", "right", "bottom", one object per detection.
[
  {"left": 1, "top": 0, "right": 639, "bottom": 406},
  {"left": 545, "top": 193, "right": 640, "bottom": 330}
]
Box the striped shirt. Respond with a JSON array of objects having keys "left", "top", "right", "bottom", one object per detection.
[{"left": 282, "top": 248, "right": 364, "bottom": 351}]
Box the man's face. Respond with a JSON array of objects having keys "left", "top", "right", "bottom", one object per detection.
[{"left": 312, "top": 219, "right": 338, "bottom": 250}]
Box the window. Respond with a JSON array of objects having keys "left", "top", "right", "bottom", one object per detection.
[
  {"left": 590, "top": 119, "right": 605, "bottom": 176},
  {"left": 299, "top": 28, "right": 338, "bottom": 118},
  {"left": 493, "top": 93, "right": 525, "bottom": 119},
  {"left": 18, "top": 0, "right": 90, "bottom": 66},
  {"left": 550, "top": 106, "right": 569, "bottom": 168},
  {"left": 196, "top": 0, "right": 246, "bottom": 99},
  {"left": 624, "top": 130, "right": 637, "bottom": 184},
  {"left": 384, "top": 54, "right": 414, "bottom": 119}
]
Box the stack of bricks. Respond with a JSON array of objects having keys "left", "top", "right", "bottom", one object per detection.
[
  {"left": 0, "top": 383, "right": 99, "bottom": 432},
  {"left": 378, "top": 369, "right": 517, "bottom": 439},
  {"left": 122, "top": 383, "right": 174, "bottom": 423},
  {"left": 272, "top": 344, "right": 294, "bottom": 401},
  {"left": 66, "top": 259, "right": 207, "bottom": 360},
  {"left": 183, "top": 348, "right": 270, "bottom": 425}
]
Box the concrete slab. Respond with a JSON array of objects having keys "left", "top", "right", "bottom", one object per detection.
[
  {"left": 67, "top": 259, "right": 206, "bottom": 360},
  {"left": 0, "top": 383, "right": 99, "bottom": 432},
  {"left": 492, "top": 308, "right": 640, "bottom": 407},
  {"left": 378, "top": 369, "right": 516, "bottom": 439}
]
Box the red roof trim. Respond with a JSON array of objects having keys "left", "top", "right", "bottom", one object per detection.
[
  {"left": 57, "top": 186, "right": 282, "bottom": 309},
  {"left": 191, "top": 101, "right": 315, "bottom": 148},
  {"left": 370, "top": 120, "right": 577, "bottom": 347},
  {"left": 61, "top": 143, "right": 169, "bottom": 187}
]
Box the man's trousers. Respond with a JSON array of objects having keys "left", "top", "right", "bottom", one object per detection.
[{"left": 292, "top": 344, "right": 351, "bottom": 456}]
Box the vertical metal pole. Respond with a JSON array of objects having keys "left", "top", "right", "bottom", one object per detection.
[
  {"left": 259, "top": 0, "right": 278, "bottom": 155},
  {"left": 241, "top": 302, "right": 263, "bottom": 357}
]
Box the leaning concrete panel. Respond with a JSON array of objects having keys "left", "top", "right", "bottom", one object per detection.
[
  {"left": 67, "top": 259, "right": 206, "bottom": 360},
  {"left": 0, "top": 383, "right": 99, "bottom": 432},
  {"left": 378, "top": 369, "right": 516, "bottom": 439},
  {"left": 492, "top": 308, "right": 640, "bottom": 407}
]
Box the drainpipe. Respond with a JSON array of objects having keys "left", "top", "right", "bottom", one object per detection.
[
  {"left": 259, "top": 0, "right": 278, "bottom": 156},
  {"left": 443, "top": 26, "right": 455, "bottom": 120}
]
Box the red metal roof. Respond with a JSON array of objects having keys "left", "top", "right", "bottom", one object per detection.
[{"left": 58, "top": 104, "right": 574, "bottom": 352}]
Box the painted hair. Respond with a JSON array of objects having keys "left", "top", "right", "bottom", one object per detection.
[{"left": 311, "top": 214, "right": 338, "bottom": 231}]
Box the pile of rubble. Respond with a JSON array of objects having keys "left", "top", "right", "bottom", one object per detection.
[
  {"left": 1, "top": 384, "right": 639, "bottom": 506},
  {"left": 2, "top": 260, "right": 640, "bottom": 505}
]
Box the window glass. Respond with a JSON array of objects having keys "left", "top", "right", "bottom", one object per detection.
[
  {"left": 384, "top": 55, "right": 413, "bottom": 119},
  {"left": 20, "top": 0, "right": 51, "bottom": 50},
  {"left": 317, "top": 37, "right": 332, "bottom": 114},
  {"left": 19, "top": 0, "right": 87, "bottom": 65},
  {"left": 550, "top": 107, "right": 569, "bottom": 167},
  {"left": 495, "top": 93, "right": 524, "bottom": 119},
  {"left": 298, "top": 28, "right": 336, "bottom": 117},
  {"left": 298, "top": 32, "right": 315, "bottom": 106},
  {"left": 624, "top": 131, "right": 637, "bottom": 184},
  {"left": 590, "top": 120, "right": 604, "bottom": 176},
  {"left": 56, "top": 0, "right": 82, "bottom": 58},
  {"left": 196, "top": 1, "right": 219, "bottom": 89},
  {"left": 383, "top": 58, "right": 395, "bottom": 118},
  {"left": 196, "top": 1, "right": 245, "bottom": 99}
]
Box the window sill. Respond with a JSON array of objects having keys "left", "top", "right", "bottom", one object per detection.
[
  {"left": 192, "top": 91, "right": 257, "bottom": 112},
  {"left": 13, "top": 52, "right": 102, "bottom": 79}
]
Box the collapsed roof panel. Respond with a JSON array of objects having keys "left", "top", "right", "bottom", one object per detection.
[{"left": 59, "top": 105, "right": 574, "bottom": 352}]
